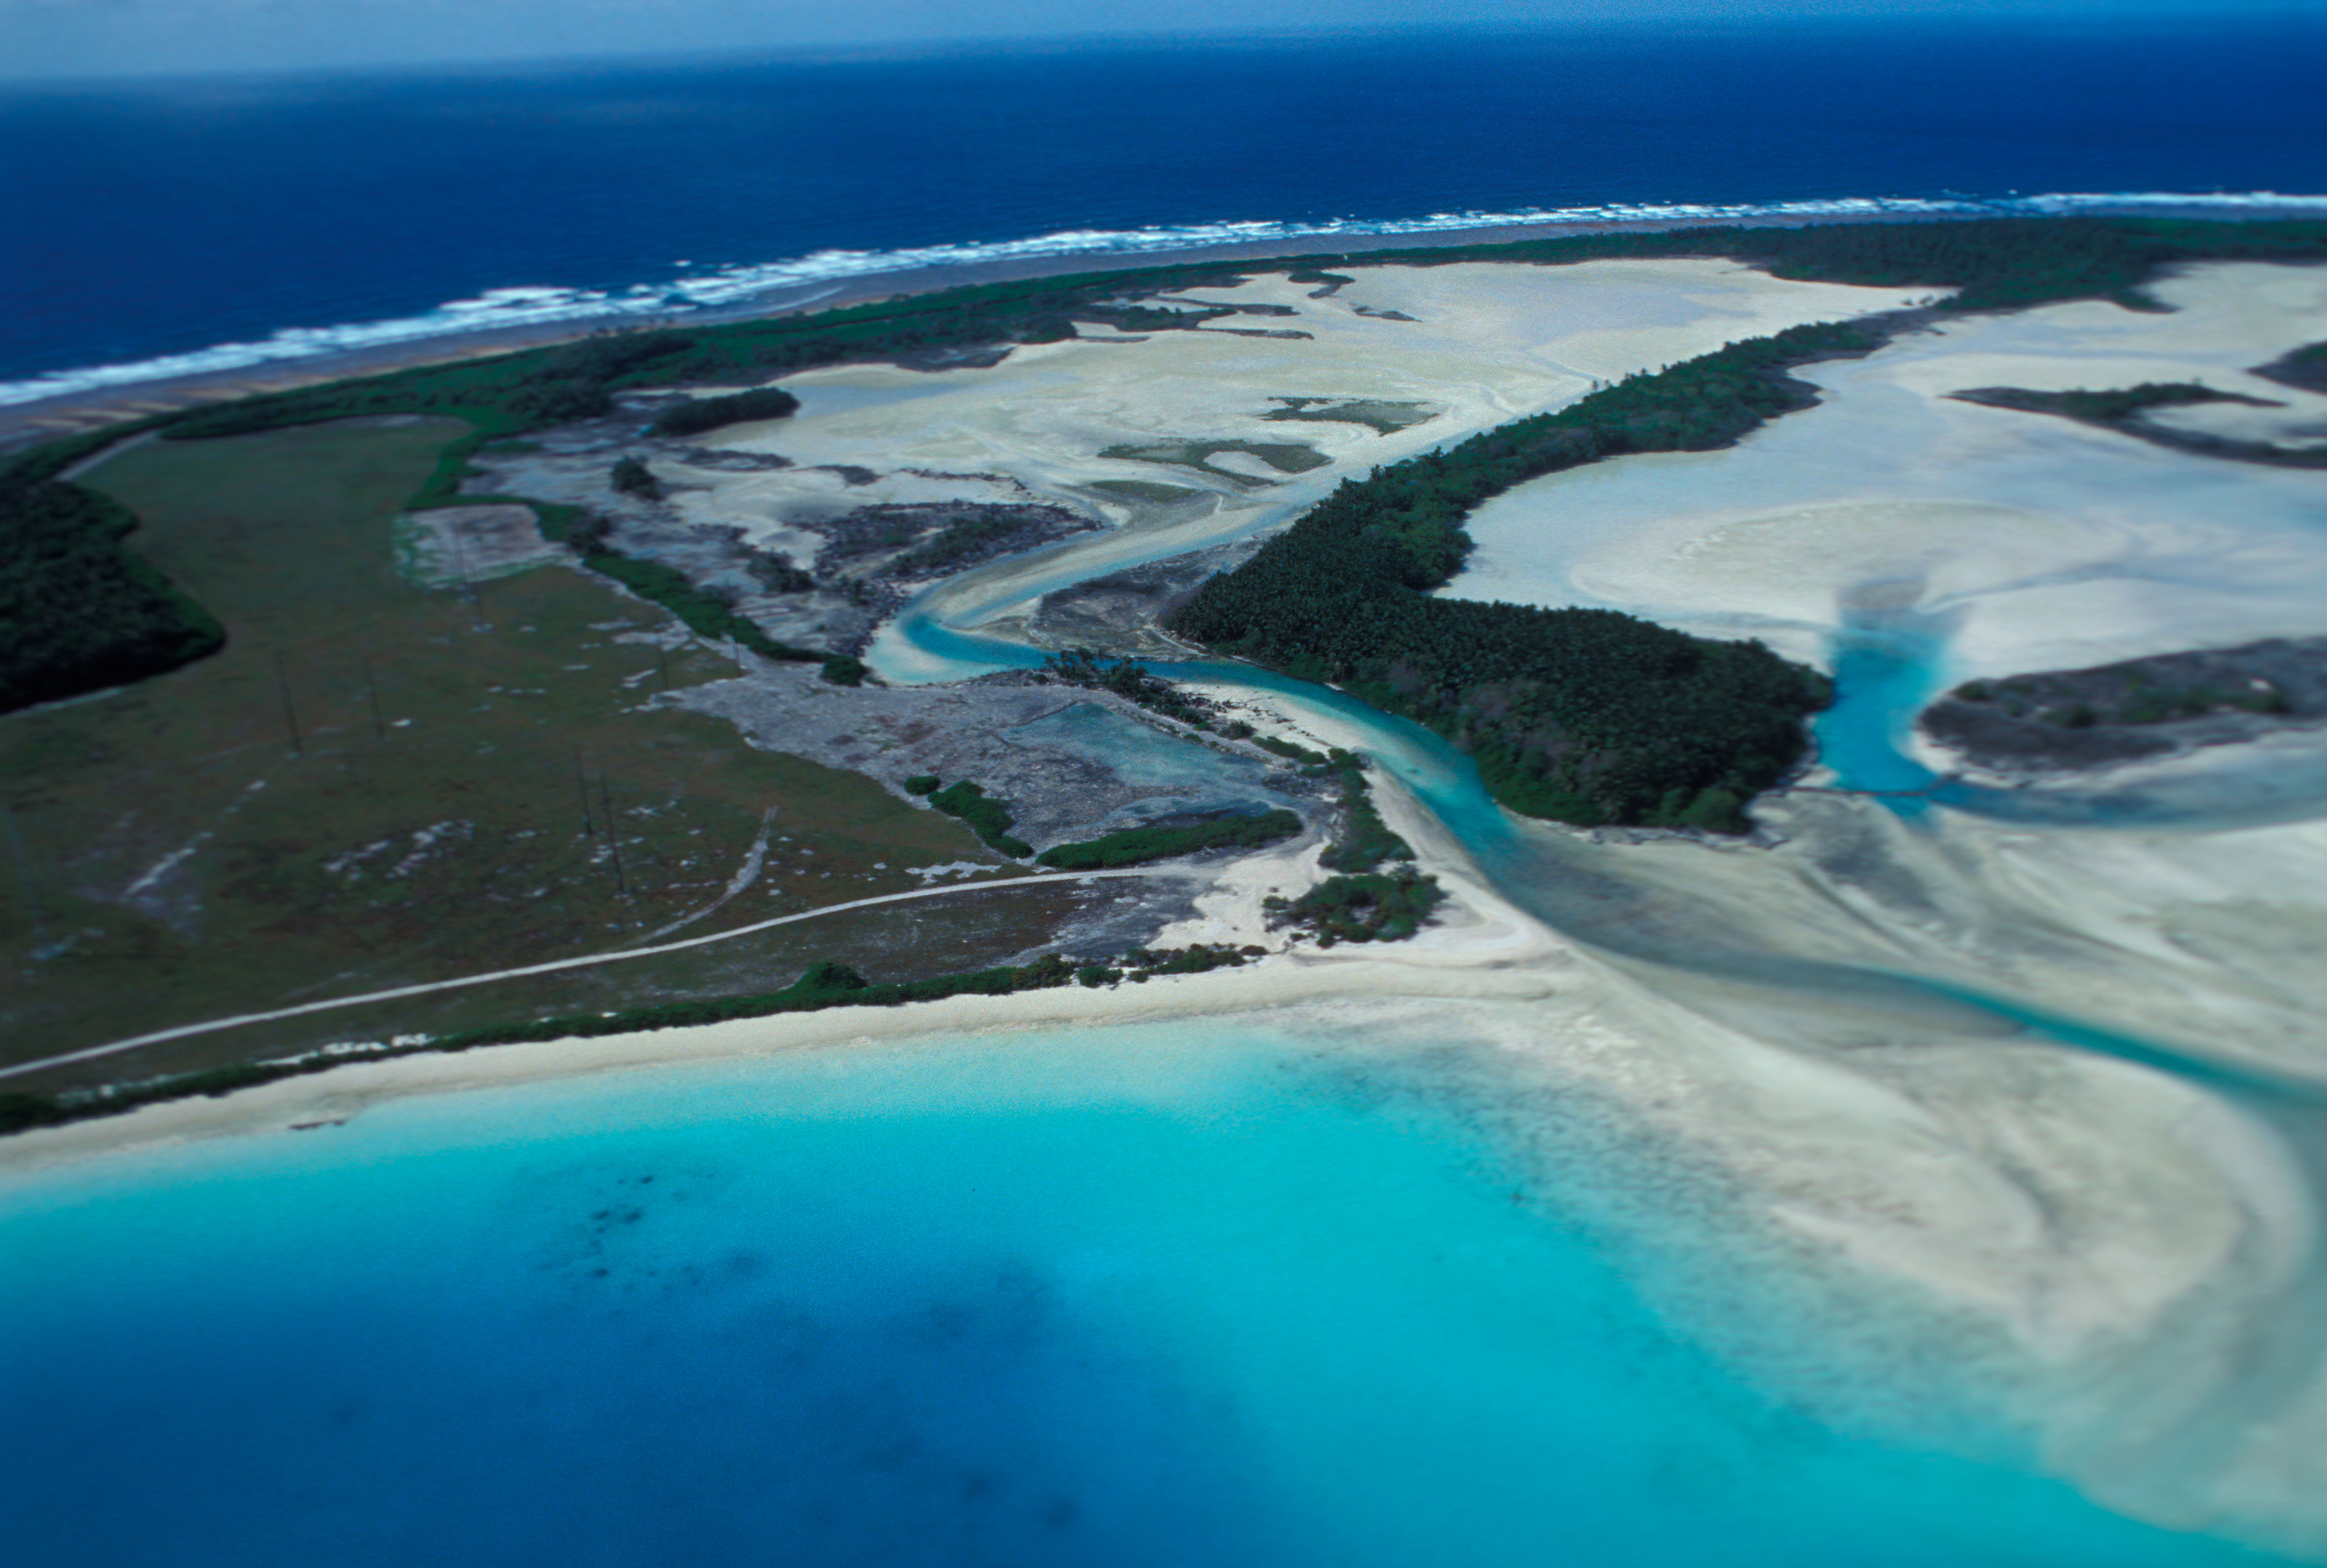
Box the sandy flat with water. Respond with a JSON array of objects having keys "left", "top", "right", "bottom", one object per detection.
[{"left": 13, "top": 254, "right": 2327, "bottom": 1559}]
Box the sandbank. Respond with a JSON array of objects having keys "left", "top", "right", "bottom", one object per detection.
[
  {"left": 627, "top": 257, "right": 1928, "bottom": 681},
  {"left": 1443, "top": 261, "right": 2327, "bottom": 682}
]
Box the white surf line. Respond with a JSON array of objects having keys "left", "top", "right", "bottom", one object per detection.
[{"left": 0, "top": 868, "right": 1187, "bottom": 1083}]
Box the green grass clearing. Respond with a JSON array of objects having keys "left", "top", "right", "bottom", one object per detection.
[{"left": 0, "top": 420, "right": 998, "bottom": 1067}]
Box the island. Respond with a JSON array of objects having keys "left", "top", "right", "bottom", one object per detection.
[{"left": 12, "top": 209, "right": 2327, "bottom": 1557}]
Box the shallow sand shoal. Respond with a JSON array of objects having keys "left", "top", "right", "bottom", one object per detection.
[
  {"left": 643, "top": 257, "right": 1926, "bottom": 682},
  {"left": 1443, "top": 261, "right": 2327, "bottom": 683}
]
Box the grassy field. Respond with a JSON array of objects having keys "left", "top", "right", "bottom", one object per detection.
[
  {"left": 0, "top": 419, "right": 1018, "bottom": 1074},
  {"left": 5, "top": 879, "right": 1104, "bottom": 1099}
]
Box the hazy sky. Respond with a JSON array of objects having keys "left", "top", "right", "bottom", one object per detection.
[{"left": 0, "top": 0, "right": 2247, "bottom": 84}]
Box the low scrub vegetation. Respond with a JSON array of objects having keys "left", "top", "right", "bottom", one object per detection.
[
  {"left": 650, "top": 385, "right": 802, "bottom": 438},
  {"left": 539, "top": 506, "right": 819, "bottom": 664},
  {"left": 925, "top": 779, "right": 1033, "bottom": 858},
  {"left": 1037, "top": 809, "right": 1301, "bottom": 869},
  {"left": 1042, "top": 648, "right": 1216, "bottom": 729},
  {"left": 1271, "top": 871, "right": 1444, "bottom": 946}
]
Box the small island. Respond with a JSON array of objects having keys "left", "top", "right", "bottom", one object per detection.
[{"left": 1920, "top": 637, "right": 2327, "bottom": 775}]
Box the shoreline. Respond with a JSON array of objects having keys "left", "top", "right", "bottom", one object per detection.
[
  {"left": 10, "top": 199, "right": 2311, "bottom": 451},
  {"left": 0, "top": 679, "right": 1554, "bottom": 1177},
  {"left": 0, "top": 860, "right": 1561, "bottom": 1178}
]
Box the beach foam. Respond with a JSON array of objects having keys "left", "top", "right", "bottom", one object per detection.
[{"left": 9, "top": 193, "right": 2322, "bottom": 415}]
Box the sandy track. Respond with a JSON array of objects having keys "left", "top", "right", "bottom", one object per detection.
[{"left": 0, "top": 867, "right": 1192, "bottom": 1084}]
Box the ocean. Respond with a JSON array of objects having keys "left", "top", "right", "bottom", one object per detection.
[
  {"left": 4, "top": 14, "right": 2325, "bottom": 404},
  {"left": 0, "top": 1022, "right": 2292, "bottom": 1568}
]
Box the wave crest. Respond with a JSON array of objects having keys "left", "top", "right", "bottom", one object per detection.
[{"left": 6, "top": 190, "right": 2323, "bottom": 411}]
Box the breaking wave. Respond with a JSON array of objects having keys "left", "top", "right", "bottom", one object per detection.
[{"left": 4, "top": 190, "right": 2323, "bottom": 411}]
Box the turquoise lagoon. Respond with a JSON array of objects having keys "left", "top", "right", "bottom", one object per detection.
[{"left": 0, "top": 1020, "right": 2295, "bottom": 1567}]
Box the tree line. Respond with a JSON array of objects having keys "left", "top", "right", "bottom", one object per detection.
[
  {"left": 1166, "top": 323, "right": 1880, "bottom": 831},
  {"left": 0, "top": 459, "right": 223, "bottom": 712}
]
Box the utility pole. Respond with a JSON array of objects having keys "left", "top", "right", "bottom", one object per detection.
[
  {"left": 274, "top": 652, "right": 304, "bottom": 756},
  {"left": 2, "top": 804, "right": 48, "bottom": 952},
  {"left": 575, "top": 749, "right": 595, "bottom": 836},
  {"left": 599, "top": 771, "right": 626, "bottom": 897},
  {"left": 362, "top": 655, "right": 387, "bottom": 741},
  {"left": 448, "top": 522, "right": 486, "bottom": 632}
]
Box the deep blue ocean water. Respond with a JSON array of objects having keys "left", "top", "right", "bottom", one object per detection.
[
  {"left": 4, "top": 14, "right": 2325, "bottom": 401},
  {"left": 0, "top": 1024, "right": 2297, "bottom": 1568}
]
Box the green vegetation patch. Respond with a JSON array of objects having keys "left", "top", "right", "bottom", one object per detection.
[
  {"left": 1170, "top": 322, "right": 1863, "bottom": 832},
  {"left": 1043, "top": 648, "right": 1214, "bottom": 730},
  {"left": 1342, "top": 214, "right": 2327, "bottom": 313},
  {"left": 543, "top": 508, "right": 818, "bottom": 662},
  {"left": 1089, "top": 479, "right": 1204, "bottom": 503},
  {"left": 884, "top": 512, "right": 1032, "bottom": 578},
  {"left": 1253, "top": 733, "right": 1331, "bottom": 766},
  {"left": 1275, "top": 865, "right": 1433, "bottom": 940},
  {"left": 1966, "top": 382, "right": 2255, "bottom": 423},
  {"left": 610, "top": 455, "right": 662, "bottom": 498},
  {"left": 1317, "top": 753, "right": 1416, "bottom": 873},
  {"left": 1950, "top": 382, "right": 2327, "bottom": 468},
  {"left": 1099, "top": 439, "right": 1330, "bottom": 486},
  {"left": 650, "top": 385, "right": 802, "bottom": 438},
  {"left": 1037, "top": 809, "right": 1301, "bottom": 870},
  {"left": 0, "top": 473, "right": 225, "bottom": 713},
  {"left": 1272, "top": 871, "right": 1445, "bottom": 946},
  {"left": 1263, "top": 397, "right": 1436, "bottom": 435},
  {"left": 2257, "top": 341, "right": 2327, "bottom": 396},
  {"left": 926, "top": 780, "right": 1033, "bottom": 858},
  {"left": 1075, "top": 942, "right": 1263, "bottom": 988}
]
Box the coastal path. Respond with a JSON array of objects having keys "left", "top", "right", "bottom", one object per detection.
[{"left": 0, "top": 869, "right": 1193, "bottom": 1084}]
